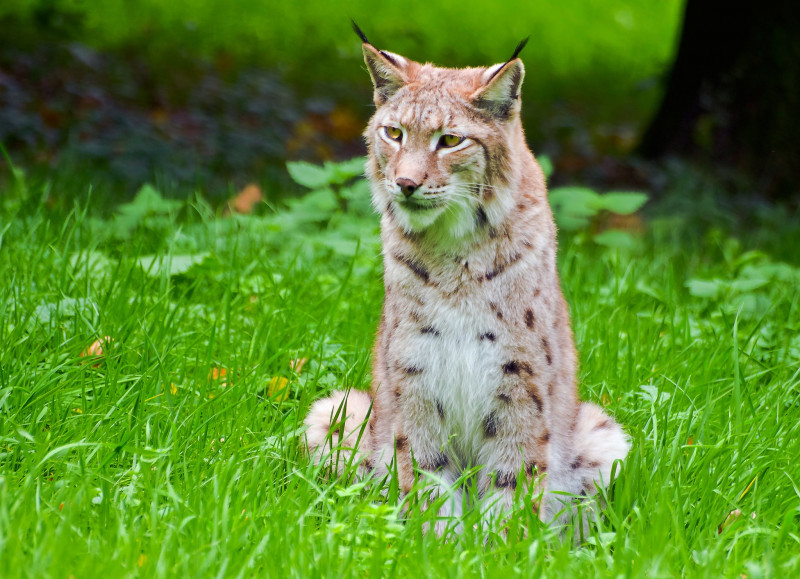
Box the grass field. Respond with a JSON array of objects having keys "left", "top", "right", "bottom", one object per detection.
[{"left": 1, "top": 162, "right": 799, "bottom": 577}]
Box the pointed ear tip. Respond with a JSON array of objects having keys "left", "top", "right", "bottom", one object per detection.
[
  {"left": 351, "top": 19, "right": 372, "bottom": 45},
  {"left": 505, "top": 58, "right": 525, "bottom": 78}
]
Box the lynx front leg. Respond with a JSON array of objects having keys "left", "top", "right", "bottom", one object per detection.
[
  {"left": 391, "top": 398, "right": 464, "bottom": 535},
  {"left": 476, "top": 381, "right": 549, "bottom": 525}
]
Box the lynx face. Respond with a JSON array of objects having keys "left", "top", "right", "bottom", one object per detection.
[{"left": 363, "top": 46, "right": 525, "bottom": 241}]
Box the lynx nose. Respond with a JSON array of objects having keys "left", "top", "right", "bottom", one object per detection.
[{"left": 396, "top": 177, "right": 420, "bottom": 198}]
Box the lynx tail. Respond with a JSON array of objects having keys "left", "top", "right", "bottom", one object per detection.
[
  {"left": 303, "top": 389, "right": 372, "bottom": 473},
  {"left": 573, "top": 402, "right": 631, "bottom": 495}
]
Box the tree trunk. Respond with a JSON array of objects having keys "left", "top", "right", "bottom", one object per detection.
[{"left": 639, "top": 1, "right": 800, "bottom": 199}]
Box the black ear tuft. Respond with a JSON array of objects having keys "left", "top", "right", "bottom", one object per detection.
[
  {"left": 351, "top": 20, "right": 371, "bottom": 45},
  {"left": 350, "top": 18, "right": 400, "bottom": 66},
  {"left": 508, "top": 37, "right": 529, "bottom": 62},
  {"left": 352, "top": 21, "right": 400, "bottom": 67},
  {"left": 486, "top": 37, "right": 530, "bottom": 84}
]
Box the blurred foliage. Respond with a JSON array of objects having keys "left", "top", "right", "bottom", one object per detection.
[
  {"left": 1, "top": 0, "right": 684, "bottom": 106},
  {"left": 0, "top": 43, "right": 302, "bottom": 196},
  {"left": 0, "top": 1, "right": 684, "bottom": 199},
  {"left": 549, "top": 187, "right": 647, "bottom": 227}
]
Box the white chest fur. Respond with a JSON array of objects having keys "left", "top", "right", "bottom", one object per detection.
[{"left": 391, "top": 289, "right": 505, "bottom": 466}]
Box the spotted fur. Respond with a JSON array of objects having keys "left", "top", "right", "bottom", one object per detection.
[{"left": 304, "top": 35, "right": 630, "bottom": 532}]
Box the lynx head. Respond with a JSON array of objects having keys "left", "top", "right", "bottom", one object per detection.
[{"left": 358, "top": 28, "right": 529, "bottom": 243}]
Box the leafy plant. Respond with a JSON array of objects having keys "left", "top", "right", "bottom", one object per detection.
[
  {"left": 282, "top": 157, "right": 379, "bottom": 259},
  {"left": 286, "top": 158, "right": 365, "bottom": 190},
  {"left": 548, "top": 185, "right": 648, "bottom": 247},
  {"left": 285, "top": 155, "right": 649, "bottom": 250},
  {"left": 110, "top": 183, "right": 183, "bottom": 240},
  {"left": 687, "top": 247, "right": 800, "bottom": 319}
]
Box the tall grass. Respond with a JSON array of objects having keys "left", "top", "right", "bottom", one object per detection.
[{"left": 1, "top": 175, "right": 799, "bottom": 576}]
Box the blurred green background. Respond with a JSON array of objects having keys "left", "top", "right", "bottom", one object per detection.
[
  {"left": 0, "top": 0, "right": 684, "bottom": 199},
  {"left": 1, "top": 0, "right": 682, "bottom": 89}
]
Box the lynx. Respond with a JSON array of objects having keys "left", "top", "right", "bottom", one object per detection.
[{"left": 305, "top": 27, "right": 630, "bottom": 531}]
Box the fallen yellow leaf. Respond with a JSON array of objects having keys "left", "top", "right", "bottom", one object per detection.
[{"left": 268, "top": 376, "right": 290, "bottom": 401}]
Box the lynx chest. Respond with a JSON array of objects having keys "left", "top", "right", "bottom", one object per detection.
[{"left": 386, "top": 284, "right": 516, "bottom": 462}]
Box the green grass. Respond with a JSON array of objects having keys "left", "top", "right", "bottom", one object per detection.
[{"left": 1, "top": 169, "right": 800, "bottom": 577}]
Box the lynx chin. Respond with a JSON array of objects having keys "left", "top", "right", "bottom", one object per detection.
[{"left": 304, "top": 27, "right": 630, "bottom": 533}]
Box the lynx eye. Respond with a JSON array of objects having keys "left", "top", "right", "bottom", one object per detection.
[
  {"left": 438, "top": 134, "right": 464, "bottom": 149},
  {"left": 384, "top": 126, "right": 403, "bottom": 142}
]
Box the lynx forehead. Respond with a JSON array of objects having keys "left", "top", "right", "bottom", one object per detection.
[{"left": 305, "top": 27, "right": 630, "bottom": 534}]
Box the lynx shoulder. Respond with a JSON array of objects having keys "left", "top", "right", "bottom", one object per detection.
[{"left": 305, "top": 29, "right": 630, "bottom": 529}]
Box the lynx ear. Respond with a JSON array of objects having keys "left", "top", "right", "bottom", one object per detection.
[
  {"left": 472, "top": 58, "right": 526, "bottom": 120},
  {"left": 362, "top": 44, "right": 410, "bottom": 106}
]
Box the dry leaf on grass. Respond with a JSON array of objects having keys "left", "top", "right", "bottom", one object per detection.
[
  {"left": 718, "top": 509, "right": 757, "bottom": 534},
  {"left": 80, "top": 336, "right": 113, "bottom": 367},
  {"left": 229, "top": 184, "right": 263, "bottom": 215},
  {"left": 80, "top": 336, "right": 112, "bottom": 358},
  {"left": 268, "top": 358, "right": 308, "bottom": 402},
  {"left": 209, "top": 367, "right": 232, "bottom": 387},
  {"left": 290, "top": 358, "right": 308, "bottom": 373}
]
